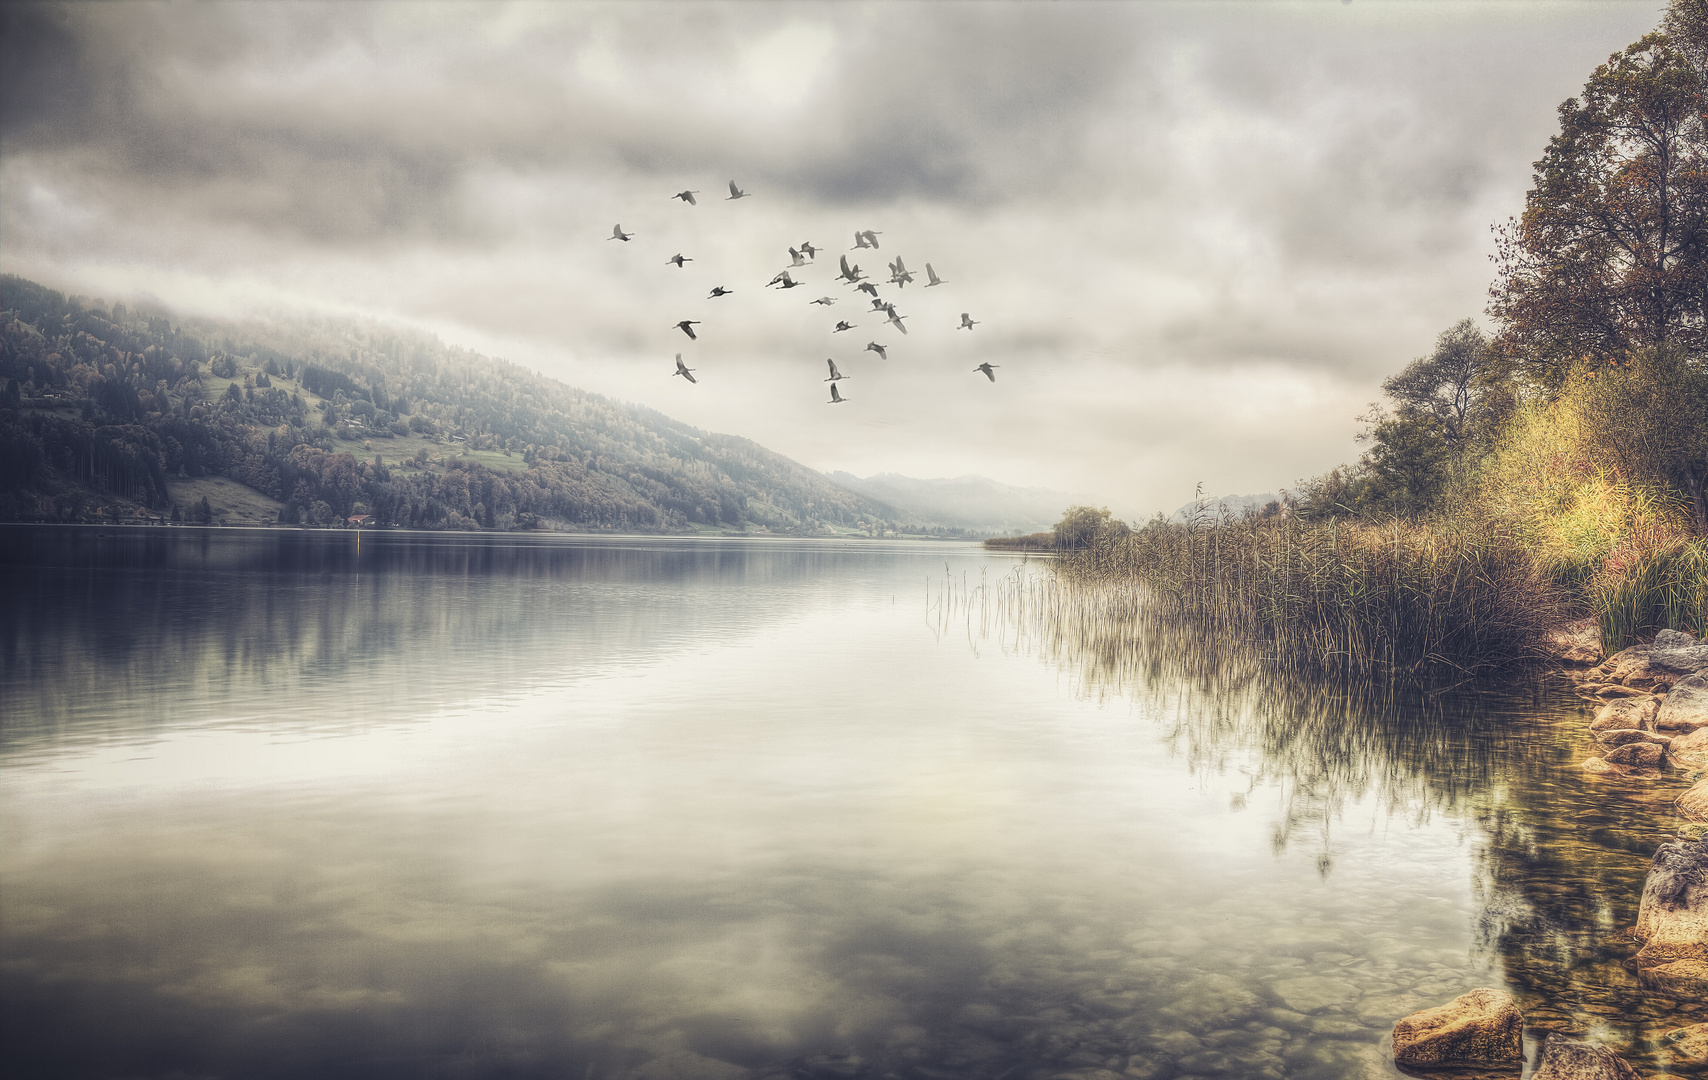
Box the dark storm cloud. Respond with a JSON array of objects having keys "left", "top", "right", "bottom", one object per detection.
[
  {"left": 3, "top": 2, "right": 1150, "bottom": 246},
  {"left": 0, "top": 5, "right": 89, "bottom": 138}
]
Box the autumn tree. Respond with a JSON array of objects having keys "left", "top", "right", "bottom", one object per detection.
[
  {"left": 1380, "top": 319, "right": 1512, "bottom": 447},
  {"left": 1567, "top": 344, "right": 1708, "bottom": 533},
  {"left": 1488, "top": 31, "right": 1706, "bottom": 386}
]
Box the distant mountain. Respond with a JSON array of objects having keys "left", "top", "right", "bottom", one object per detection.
[
  {"left": 0, "top": 274, "right": 895, "bottom": 533},
  {"left": 1169, "top": 492, "right": 1283, "bottom": 523},
  {"left": 827, "top": 471, "right": 1081, "bottom": 534}
]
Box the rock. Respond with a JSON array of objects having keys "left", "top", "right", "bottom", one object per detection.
[
  {"left": 1590, "top": 696, "right": 1660, "bottom": 732},
  {"left": 1657, "top": 672, "right": 1708, "bottom": 732},
  {"left": 1638, "top": 959, "right": 1708, "bottom": 999},
  {"left": 1651, "top": 631, "right": 1708, "bottom": 677},
  {"left": 1596, "top": 684, "right": 1648, "bottom": 698},
  {"left": 1594, "top": 728, "right": 1670, "bottom": 748},
  {"left": 1581, "top": 758, "right": 1627, "bottom": 776},
  {"left": 1669, "top": 727, "right": 1708, "bottom": 761},
  {"left": 1529, "top": 1034, "right": 1638, "bottom": 1079},
  {"left": 1602, "top": 635, "right": 1708, "bottom": 691},
  {"left": 1680, "top": 777, "right": 1708, "bottom": 821},
  {"left": 1602, "top": 741, "right": 1666, "bottom": 769},
  {"left": 1544, "top": 619, "right": 1604, "bottom": 665},
  {"left": 1602, "top": 645, "right": 1656, "bottom": 685},
  {"left": 1390, "top": 988, "right": 1523, "bottom": 1072},
  {"left": 1658, "top": 1023, "right": 1708, "bottom": 1066},
  {"left": 1634, "top": 836, "right": 1708, "bottom": 983}
]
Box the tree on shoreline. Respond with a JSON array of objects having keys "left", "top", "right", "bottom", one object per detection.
[{"left": 1488, "top": 32, "right": 1706, "bottom": 386}]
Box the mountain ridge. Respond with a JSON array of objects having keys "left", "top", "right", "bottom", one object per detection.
[{"left": 0, "top": 274, "right": 978, "bottom": 535}]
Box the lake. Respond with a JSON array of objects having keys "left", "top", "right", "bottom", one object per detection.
[{"left": 0, "top": 526, "right": 1698, "bottom": 1079}]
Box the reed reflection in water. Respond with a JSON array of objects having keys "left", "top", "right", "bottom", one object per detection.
[
  {"left": 958, "top": 564, "right": 1706, "bottom": 1072},
  {"left": 2, "top": 528, "right": 1703, "bottom": 1079}
]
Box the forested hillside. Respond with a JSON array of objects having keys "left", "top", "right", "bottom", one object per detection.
[{"left": 0, "top": 275, "right": 899, "bottom": 533}]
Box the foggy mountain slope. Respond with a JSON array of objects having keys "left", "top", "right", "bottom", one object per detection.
[
  {"left": 827, "top": 471, "right": 1082, "bottom": 533},
  {"left": 0, "top": 275, "right": 904, "bottom": 532}
]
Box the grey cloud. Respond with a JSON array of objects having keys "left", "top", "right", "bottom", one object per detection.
[
  {"left": 0, "top": 5, "right": 90, "bottom": 139},
  {"left": 0, "top": 0, "right": 1666, "bottom": 515}
]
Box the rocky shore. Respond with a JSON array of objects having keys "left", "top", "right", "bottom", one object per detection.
[{"left": 1389, "top": 626, "right": 1708, "bottom": 1076}]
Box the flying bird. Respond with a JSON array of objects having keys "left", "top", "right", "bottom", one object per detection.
[
  {"left": 788, "top": 248, "right": 808, "bottom": 267},
  {"left": 925, "top": 263, "right": 945, "bottom": 287},
  {"left": 828, "top": 383, "right": 848, "bottom": 404},
  {"left": 708, "top": 286, "right": 733, "bottom": 298},
  {"left": 726, "top": 181, "right": 749, "bottom": 200},
  {"left": 838, "top": 255, "right": 865, "bottom": 284},
  {"left": 810, "top": 296, "right": 837, "bottom": 306},
  {"left": 865, "top": 342, "right": 888, "bottom": 360},
  {"left": 958, "top": 313, "right": 979, "bottom": 330},
  {"left": 888, "top": 257, "right": 913, "bottom": 287},
  {"left": 856, "top": 281, "right": 880, "bottom": 298},
  {"left": 666, "top": 253, "right": 692, "bottom": 268},
  {"left": 870, "top": 298, "right": 888, "bottom": 311},
  {"left": 768, "top": 270, "right": 795, "bottom": 288},
  {"left": 675, "top": 320, "right": 701, "bottom": 340},
  {"left": 886, "top": 308, "right": 908, "bottom": 335},
  {"left": 674, "top": 354, "right": 698, "bottom": 383},
  {"left": 833, "top": 320, "right": 856, "bottom": 332},
  {"left": 609, "top": 224, "right": 633, "bottom": 241},
  {"left": 824, "top": 359, "right": 848, "bottom": 382},
  {"left": 799, "top": 241, "right": 818, "bottom": 259},
  {"left": 673, "top": 190, "right": 699, "bottom": 205},
  {"left": 852, "top": 229, "right": 881, "bottom": 249},
  {"left": 974, "top": 362, "right": 998, "bottom": 382}
]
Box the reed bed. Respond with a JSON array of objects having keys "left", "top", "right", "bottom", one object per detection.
[
  {"left": 1591, "top": 537, "right": 1708, "bottom": 652},
  {"left": 1052, "top": 515, "right": 1568, "bottom": 675}
]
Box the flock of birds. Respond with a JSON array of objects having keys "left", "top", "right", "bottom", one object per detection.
[{"left": 608, "top": 180, "right": 998, "bottom": 405}]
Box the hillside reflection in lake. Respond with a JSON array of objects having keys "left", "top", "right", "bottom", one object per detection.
[{"left": 2, "top": 528, "right": 1701, "bottom": 1079}]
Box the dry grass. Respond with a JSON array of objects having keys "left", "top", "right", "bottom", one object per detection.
[{"left": 1044, "top": 514, "right": 1568, "bottom": 676}]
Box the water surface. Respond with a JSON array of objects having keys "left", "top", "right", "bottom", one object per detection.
[{"left": 1, "top": 526, "right": 1700, "bottom": 1079}]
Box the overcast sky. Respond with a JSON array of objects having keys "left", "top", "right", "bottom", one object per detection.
[{"left": 0, "top": 0, "right": 1665, "bottom": 518}]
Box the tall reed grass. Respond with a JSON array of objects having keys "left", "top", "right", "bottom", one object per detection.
[{"left": 1056, "top": 513, "right": 1568, "bottom": 675}]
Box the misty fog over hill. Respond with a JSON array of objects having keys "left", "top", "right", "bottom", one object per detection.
[{"left": 826, "top": 471, "right": 1082, "bottom": 535}]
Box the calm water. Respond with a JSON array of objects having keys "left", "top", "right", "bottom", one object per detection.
[{"left": 1, "top": 526, "right": 1701, "bottom": 1079}]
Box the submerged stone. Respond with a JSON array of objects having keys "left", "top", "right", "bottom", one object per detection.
[
  {"left": 1595, "top": 728, "right": 1668, "bottom": 748},
  {"left": 1634, "top": 836, "right": 1708, "bottom": 974},
  {"left": 1390, "top": 988, "right": 1523, "bottom": 1072},
  {"left": 1270, "top": 975, "right": 1358, "bottom": 1014},
  {"left": 1680, "top": 777, "right": 1708, "bottom": 821},
  {"left": 1602, "top": 741, "right": 1666, "bottom": 770},
  {"left": 1658, "top": 1023, "right": 1708, "bottom": 1066},
  {"left": 1640, "top": 959, "right": 1708, "bottom": 999},
  {"left": 1529, "top": 1034, "right": 1638, "bottom": 1079},
  {"left": 1581, "top": 758, "right": 1627, "bottom": 776}
]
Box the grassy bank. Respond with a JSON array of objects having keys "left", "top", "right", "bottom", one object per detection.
[{"left": 994, "top": 349, "right": 1707, "bottom": 673}]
